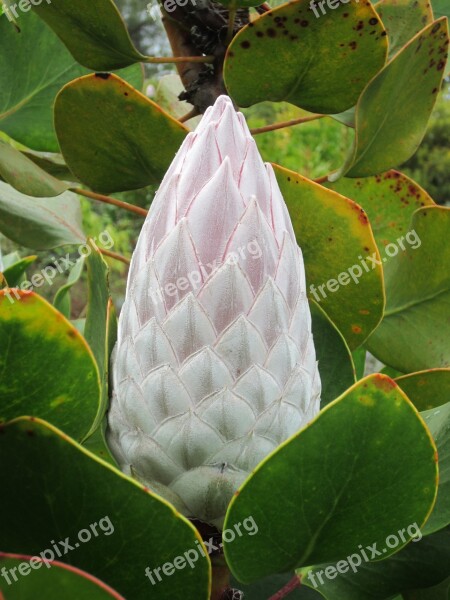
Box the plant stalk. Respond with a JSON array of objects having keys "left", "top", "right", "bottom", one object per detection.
[
  {"left": 268, "top": 575, "right": 302, "bottom": 599},
  {"left": 145, "top": 55, "right": 215, "bottom": 64},
  {"left": 250, "top": 114, "right": 325, "bottom": 135},
  {"left": 99, "top": 249, "right": 131, "bottom": 266},
  {"left": 73, "top": 188, "right": 148, "bottom": 217}
]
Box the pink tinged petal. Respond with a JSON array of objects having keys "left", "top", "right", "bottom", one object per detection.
[
  {"left": 214, "top": 103, "right": 248, "bottom": 179},
  {"left": 131, "top": 260, "right": 167, "bottom": 325},
  {"left": 266, "top": 163, "right": 296, "bottom": 246},
  {"left": 177, "top": 124, "right": 223, "bottom": 218},
  {"left": 186, "top": 158, "right": 245, "bottom": 267},
  {"left": 179, "top": 347, "right": 234, "bottom": 404},
  {"left": 233, "top": 365, "right": 282, "bottom": 414},
  {"left": 223, "top": 198, "right": 279, "bottom": 292},
  {"left": 194, "top": 95, "right": 230, "bottom": 135},
  {"left": 209, "top": 433, "right": 277, "bottom": 472},
  {"left": 237, "top": 110, "right": 252, "bottom": 138},
  {"left": 197, "top": 389, "right": 256, "bottom": 439},
  {"left": 123, "top": 431, "right": 184, "bottom": 485},
  {"left": 214, "top": 315, "right": 267, "bottom": 379},
  {"left": 114, "top": 337, "right": 143, "bottom": 386},
  {"left": 163, "top": 293, "right": 216, "bottom": 363},
  {"left": 142, "top": 174, "right": 179, "bottom": 258},
  {"left": 153, "top": 412, "right": 224, "bottom": 469},
  {"left": 106, "top": 396, "right": 130, "bottom": 471},
  {"left": 309, "top": 369, "right": 322, "bottom": 417},
  {"left": 265, "top": 334, "right": 301, "bottom": 387},
  {"left": 254, "top": 401, "right": 304, "bottom": 444},
  {"left": 169, "top": 465, "right": 248, "bottom": 527},
  {"left": 140, "top": 364, "right": 193, "bottom": 423},
  {"left": 197, "top": 261, "right": 254, "bottom": 334},
  {"left": 289, "top": 294, "right": 312, "bottom": 355},
  {"left": 238, "top": 140, "right": 271, "bottom": 216},
  {"left": 282, "top": 365, "right": 312, "bottom": 410},
  {"left": 275, "top": 233, "right": 301, "bottom": 311},
  {"left": 118, "top": 377, "right": 158, "bottom": 435},
  {"left": 118, "top": 296, "right": 141, "bottom": 341},
  {"left": 153, "top": 219, "right": 202, "bottom": 311},
  {"left": 134, "top": 318, "right": 178, "bottom": 373},
  {"left": 302, "top": 335, "right": 318, "bottom": 375},
  {"left": 248, "top": 278, "right": 291, "bottom": 348}
]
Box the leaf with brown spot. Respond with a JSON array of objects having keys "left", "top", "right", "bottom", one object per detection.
[
  {"left": 224, "top": 0, "right": 388, "bottom": 114},
  {"left": 325, "top": 170, "right": 435, "bottom": 249},
  {"left": 55, "top": 74, "right": 188, "bottom": 193},
  {"left": 333, "top": 18, "right": 449, "bottom": 178}
]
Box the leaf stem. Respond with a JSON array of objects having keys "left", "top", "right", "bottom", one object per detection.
[
  {"left": 179, "top": 107, "right": 200, "bottom": 123},
  {"left": 226, "top": 7, "right": 238, "bottom": 45},
  {"left": 100, "top": 249, "right": 131, "bottom": 266},
  {"left": 250, "top": 114, "right": 325, "bottom": 135},
  {"left": 73, "top": 188, "right": 148, "bottom": 217},
  {"left": 268, "top": 575, "right": 302, "bottom": 599},
  {"left": 314, "top": 174, "right": 330, "bottom": 184},
  {"left": 144, "top": 55, "right": 215, "bottom": 64}
]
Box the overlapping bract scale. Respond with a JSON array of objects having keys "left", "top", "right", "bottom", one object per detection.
[{"left": 108, "top": 95, "right": 321, "bottom": 527}]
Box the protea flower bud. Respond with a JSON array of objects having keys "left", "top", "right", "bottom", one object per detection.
[{"left": 107, "top": 96, "right": 321, "bottom": 527}]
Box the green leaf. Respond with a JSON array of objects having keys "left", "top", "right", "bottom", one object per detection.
[
  {"left": 53, "top": 257, "right": 85, "bottom": 318},
  {"left": 0, "top": 555, "right": 123, "bottom": 599},
  {"left": 1, "top": 255, "right": 37, "bottom": 287},
  {"left": 311, "top": 300, "right": 356, "bottom": 406},
  {"left": 367, "top": 206, "right": 450, "bottom": 372},
  {"left": 352, "top": 347, "right": 367, "bottom": 379},
  {"left": 32, "top": 0, "right": 145, "bottom": 70},
  {"left": 274, "top": 165, "right": 384, "bottom": 349},
  {"left": 230, "top": 573, "right": 315, "bottom": 599},
  {"left": 23, "top": 150, "right": 78, "bottom": 182},
  {"left": 0, "top": 140, "right": 69, "bottom": 197},
  {"left": 82, "top": 241, "right": 118, "bottom": 465},
  {"left": 432, "top": 0, "right": 450, "bottom": 18},
  {"left": 422, "top": 402, "right": 450, "bottom": 534},
  {"left": 55, "top": 73, "right": 188, "bottom": 193},
  {"left": 0, "top": 181, "right": 85, "bottom": 249},
  {"left": 224, "top": 0, "right": 388, "bottom": 114},
  {"left": 404, "top": 577, "right": 450, "bottom": 600},
  {"left": 395, "top": 369, "right": 450, "bottom": 411},
  {"left": 300, "top": 527, "right": 450, "bottom": 600},
  {"left": 223, "top": 375, "right": 437, "bottom": 583},
  {"left": 334, "top": 18, "right": 449, "bottom": 179},
  {"left": 0, "top": 417, "right": 211, "bottom": 600},
  {"left": 0, "top": 291, "right": 100, "bottom": 441},
  {"left": 375, "top": 0, "right": 434, "bottom": 59},
  {"left": 0, "top": 11, "right": 144, "bottom": 152},
  {"left": 325, "top": 171, "right": 435, "bottom": 251}
]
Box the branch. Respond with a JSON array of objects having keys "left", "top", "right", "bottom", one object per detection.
[
  {"left": 179, "top": 107, "right": 200, "bottom": 123},
  {"left": 268, "top": 575, "right": 302, "bottom": 600},
  {"left": 313, "top": 174, "right": 330, "bottom": 184},
  {"left": 145, "top": 55, "right": 215, "bottom": 64},
  {"left": 73, "top": 188, "right": 148, "bottom": 217},
  {"left": 250, "top": 114, "right": 325, "bottom": 135},
  {"left": 100, "top": 249, "right": 131, "bottom": 266}
]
